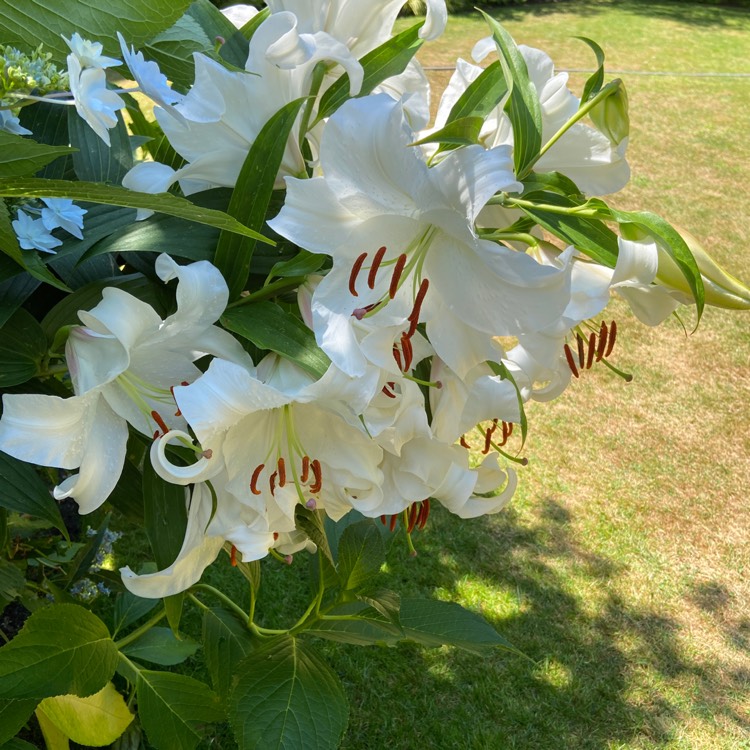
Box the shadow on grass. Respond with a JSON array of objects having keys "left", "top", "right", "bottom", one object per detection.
[
  {"left": 325, "top": 498, "right": 749, "bottom": 750},
  {"left": 467, "top": 0, "right": 750, "bottom": 28}
]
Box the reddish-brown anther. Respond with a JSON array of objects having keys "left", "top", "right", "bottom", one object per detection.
[
  {"left": 367, "top": 245, "right": 387, "bottom": 289},
  {"left": 169, "top": 386, "right": 182, "bottom": 417},
  {"left": 596, "top": 321, "right": 609, "bottom": 361},
  {"left": 277, "top": 457, "right": 286, "bottom": 487},
  {"left": 151, "top": 410, "right": 169, "bottom": 437},
  {"left": 382, "top": 382, "right": 397, "bottom": 398},
  {"left": 407, "top": 503, "right": 418, "bottom": 533},
  {"left": 392, "top": 345, "right": 403, "bottom": 370},
  {"left": 250, "top": 464, "right": 264, "bottom": 495},
  {"left": 230, "top": 545, "right": 237, "bottom": 567},
  {"left": 348, "top": 252, "right": 368, "bottom": 297},
  {"left": 460, "top": 435, "right": 471, "bottom": 450},
  {"left": 576, "top": 333, "right": 585, "bottom": 368},
  {"left": 418, "top": 499, "right": 431, "bottom": 530},
  {"left": 605, "top": 320, "right": 618, "bottom": 357},
  {"left": 269, "top": 471, "right": 277, "bottom": 496},
  {"left": 301, "top": 455, "right": 310, "bottom": 484},
  {"left": 309, "top": 459, "right": 322, "bottom": 493},
  {"left": 400, "top": 333, "right": 414, "bottom": 371},
  {"left": 586, "top": 331, "right": 596, "bottom": 370},
  {"left": 407, "top": 278, "right": 429, "bottom": 337},
  {"left": 564, "top": 343, "right": 580, "bottom": 378},
  {"left": 380, "top": 514, "right": 387, "bottom": 525},
  {"left": 482, "top": 427, "right": 493, "bottom": 455},
  {"left": 389, "top": 514, "right": 398, "bottom": 532},
  {"left": 389, "top": 254, "right": 408, "bottom": 299}
]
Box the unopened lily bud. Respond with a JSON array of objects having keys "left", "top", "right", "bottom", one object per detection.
[
  {"left": 656, "top": 228, "right": 750, "bottom": 310},
  {"left": 590, "top": 79, "right": 629, "bottom": 146}
]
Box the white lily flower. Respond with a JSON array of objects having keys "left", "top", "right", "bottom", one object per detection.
[
  {"left": 12, "top": 209, "right": 62, "bottom": 253},
  {"left": 270, "top": 94, "right": 572, "bottom": 378},
  {"left": 0, "top": 255, "right": 247, "bottom": 513},
  {"left": 67, "top": 54, "right": 125, "bottom": 146},
  {"left": 221, "top": 4, "right": 260, "bottom": 28},
  {"left": 63, "top": 32, "right": 121, "bottom": 69},
  {"left": 41, "top": 198, "right": 87, "bottom": 239},
  {"left": 167, "top": 355, "right": 384, "bottom": 523}
]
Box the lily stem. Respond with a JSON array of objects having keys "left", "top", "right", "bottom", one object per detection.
[{"left": 114, "top": 608, "right": 167, "bottom": 650}]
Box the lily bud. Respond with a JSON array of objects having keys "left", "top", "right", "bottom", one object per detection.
[
  {"left": 656, "top": 228, "right": 750, "bottom": 310},
  {"left": 590, "top": 79, "right": 630, "bottom": 146}
]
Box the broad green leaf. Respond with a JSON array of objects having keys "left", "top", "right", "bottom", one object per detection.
[
  {"left": 577, "top": 36, "right": 606, "bottom": 103},
  {"left": 228, "top": 636, "right": 348, "bottom": 750},
  {"left": 121, "top": 628, "right": 198, "bottom": 666},
  {"left": 399, "top": 598, "right": 516, "bottom": 655},
  {"left": 34, "top": 708, "right": 68, "bottom": 750},
  {"left": 0, "top": 740, "right": 37, "bottom": 750},
  {"left": 0, "top": 273, "right": 39, "bottom": 328},
  {"left": 265, "top": 250, "right": 326, "bottom": 284},
  {"left": 136, "top": 670, "right": 223, "bottom": 750},
  {"left": 185, "top": 0, "right": 250, "bottom": 70},
  {"left": 0, "top": 699, "right": 38, "bottom": 744},
  {"left": 18, "top": 102, "right": 74, "bottom": 180},
  {"left": 294, "top": 506, "right": 339, "bottom": 591},
  {"left": 112, "top": 590, "right": 159, "bottom": 637},
  {"left": 0, "top": 179, "right": 272, "bottom": 244},
  {"left": 306, "top": 610, "right": 401, "bottom": 647},
  {"left": 522, "top": 170, "right": 584, "bottom": 199},
  {"left": 37, "top": 682, "right": 133, "bottom": 746},
  {"left": 0, "top": 452, "right": 67, "bottom": 536},
  {"left": 412, "top": 116, "right": 484, "bottom": 148},
  {"left": 609, "top": 208, "right": 705, "bottom": 323},
  {"left": 316, "top": 22, "right": 424, "bottom": 123},
  {"left": 214, "top": 98, "right": 307, "bottom": 300},
  {"left": 201, "top": 607, "right": 254, "bottom": 699},
  {"left": 337, "top": 520, "right": 385, "bottom": 592},
  {"left": 163, "top": 593, "right": 185, "bottom": 637},
  {"left": 0, "top": 308, "right": 46, "bottom": 388},
  {"left": 444, "top": 60, "right": 507, "bottom": 123},
  {"left": 143, "top": 460, "right": 187, "bottom": 572},
  {"left": 0, "top": 604, "right": 117, "bottom": 700},
  {"left": 481, "top": 13, "right": 543, "bottom": 176},
  {"left": 517, "top": 191, "right": 619, "bottom": 267},
  {"left": 67, "top": 109, "right": 133, "bottom": 185},
  {"left": 222, "top": 301, "right": 330, "bottom": 379},
  {"left": 0, "top": 0, "right": 193, "bottom": 66},
  {"left": 359, "top": 589, "right": 401, "bottom": 625},
  {"left": 0, "top": 202, "right": 22, "bottom": 273},
  {"left": 0, "top": 133, "right": 75, "bottom": 179}
]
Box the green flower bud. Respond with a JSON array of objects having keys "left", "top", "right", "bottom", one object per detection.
[
  {"left": 656, "top": 228, "right": 750, "bottom": 310},
  {"left": 590, "top": 79, "right": 630, "bottom": 146}
]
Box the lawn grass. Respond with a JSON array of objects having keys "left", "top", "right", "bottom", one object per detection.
[{"left": 151, "top": 3, "right": 750, "bottom": 748}]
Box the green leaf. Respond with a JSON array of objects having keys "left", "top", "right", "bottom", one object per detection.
[
  {"left": 221, "top": 301, "right": 330, "bottom": 379},
  {"left": 444, "top": 60, "right": 507, "bottom": 123},
  {"left": 0, "top": 560, "right": 26, "bottom": 602},
  {"left": 316, "top": 22, "right": 424, "bottom": 123},
  {"left": 306, "top": 610, "right": 401, "bottom": 647},
  {"left": 0, "top": 273, "right": 39, "bottom": 329},
  {"left": 214, "top": 98, "right": 307, "bottom": 300},
  {"left": 486, "top": 359, "right": 528, "bottom": 449},
  {"left": 0, "top": 308, "right": 46, "bottom": 388},
  {"left": 609, "top": 208, "right": 705, "bottom": 323},
  {"left": 399, "top": 598, "right": 516, "bottom": 655},
  {"left": 522, "top": 170, "right": 584, "bottom": 199},
  {"left": 0, "top": 133, "right": 75, "bottom": 180},
  {"left": 0, "top": 604, "right": 117, "bottom": 700},
  {"left": 163, "top": 593, "right": 185, "bottom": 638},
  {"left": 337, "top": 520, "right": 385, "bottom": 592},
  {"left": 266, "top": 250, "right": 326, "bottom": 284},
  {"left": 481, "top": 12, "right": 543, "bottom": 176},
  {"left": 18, "top": 102, "right": 74, "bottom": 180},
  {"left": 0, "top": 453, "right": 67, "bottom": 538},
  {"left": 185, "top": 0, "right": 250, "bottom": 70},
  {"left": 0, "top": 699, "right": 38, "bottom": 744},
  {"left": 412, "top": 116, "right": 484, "bottom": 148},
  {"left": 577, "top": 36, "right": 606, "bottom": 103},
  {"left": 0, "top": 0, "right": 193, "bottom": 66},
  {"left": 201, "top": 607, "right": 254, "bottom": 699},
  {"left": 0, "top": 178, "right": 272, "bottom": 244},
  {"left": 517, "top": 191, "right": 619, "bottom": 267},
  {"left": 68, "top": 109, "right": 133, "bottom": 185},
  {"left": 143, "top": 460, "right": 187, "bottom": 572},
  {"left": 294, "top": 506, "right": 338, "bottom": 589},
  {"left": 136, "top": 669, "right": 223, "bottom": 750},
  {"left": 228, "top": 636, "right": 348, "bottom": 750},
  {"left": 0, "top": 203, "right": 22, "bottom": 276},
  {"left": 0, "top": 738, "right": 37, "bottom": 750},
  {"left": 121, "top": 628, "right": 198, "bottom": 666},
  {"left": 112, "top": 590, "right": 159, "bottom": 637}
]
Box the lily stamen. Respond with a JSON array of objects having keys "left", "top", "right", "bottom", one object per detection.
[
  {"left": 401, "top": 333, "right": 414, "bottom": 371},
  {"left": 269, "top": 471, "right": 277, "bottom": 495},
  {"left": 460, "top": 435, "right": 471, "bottom": 450},
  {"left": 301, "top": 455, "right": 310, "bottom": 483},
  {"left": 586, "top": 331, "right": 596, "bottom": 370},
  {"left": 564, "top": 343, "right": 580, "bottom": 378},
  {"left": 389, "top": 254, "right": 408, "bottom": 299},
  {"left": 577, "top": 333, "right": 586, "bottom": 368},
  {"left": 250, "top": 463, "right": 264, "bottom": 495},
  {"left": 392, "top": 345, "right": 403, "bottom": 370},
  {"left": 407, "top": 278, "right": 429, "bottom": 336},
  {"left": 277, "top": 457, "right": 286, "bottom": 487},
  {"left": 605, "top": 319, "right": 618, "bottom": 357},
  {"left": 367, "top": 245, "right": 387, "bottom": 289},
  {"left": 349, "top": 252, "right": 368, "bottom": 297},
  {"left": 230, "top": 545, "right": 237, "bottom": 567},
  {"left": 309, "top": 459, "right": 322, "bottom": 493},
  {"left": 151, "top": 410, "right": 169, "bottom": 437}
]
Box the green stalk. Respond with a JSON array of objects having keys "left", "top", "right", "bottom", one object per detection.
[{"left": 114, "top": 608, "right": 167, "bottom": 650}]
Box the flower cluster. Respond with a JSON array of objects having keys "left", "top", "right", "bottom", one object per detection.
[{"left": 2, "top": 1, "right": 748, "bottom": 603}]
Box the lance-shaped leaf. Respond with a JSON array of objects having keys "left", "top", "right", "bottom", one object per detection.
[
  {"left": 0, "top": 273, "right": 41, "bottom": 329},
  {"left": 265, "top": 250, "right": 326, "bottom": 285},
  {"left": 228, "top": 636, "right": 348, "bottom": 750},
  {"left": 222, "top": 302, "right": 330, "bottom": 379},
  {"left": 0, "top": 0, "right": 193, "bottom": 66},
  {"left": 0, "top": 133, "right": 75, "bottom": 180},
  {"left": 185, "top": 0, "right": 250, "bottom": 70},
  {"left": 577, "top": 36, "right": 606, "bottom": 103},
  {"left": 481, "top": 12, "right": 542, "bottom": 177},
  {"left": 143, "top": 459, "right": 188, "bottom": 573},
  {"left": 316, "top": 22, "right": 424, "bottom": 123},
  {"left": 413, "top": 116, "right": 484, "bottom": 149},
  {"left": 0, "top": 308, "right": 47, "bottom": 389},
  {"left": 112, "top": 589, "right": 159, "bottom": 637},
  {"left": 0, "top": 179, "right": 272, "bottom": 244},
  {"left": 121, "top": 628, "right": 199, "bottom": 667},
  {"left": 214, "top": 98, "right": 306, "bottom": 300},
  {"left": 0, "top": 605, "right": 117, "bottom": 700},
  {"left": 0, "top": 452, "right": 67, "bottom": 536},
  {"left": 67, "top": 109, "right": 133, "bottom": 185},
  {"left": 399, "top": 598, "right": 517, "bottom": 655},
  {"left": 337, "top": 520, "right": 385, "bottom": 592},
  {"left": 444, "top": 60, "right": 508, "bottom": 123}
]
